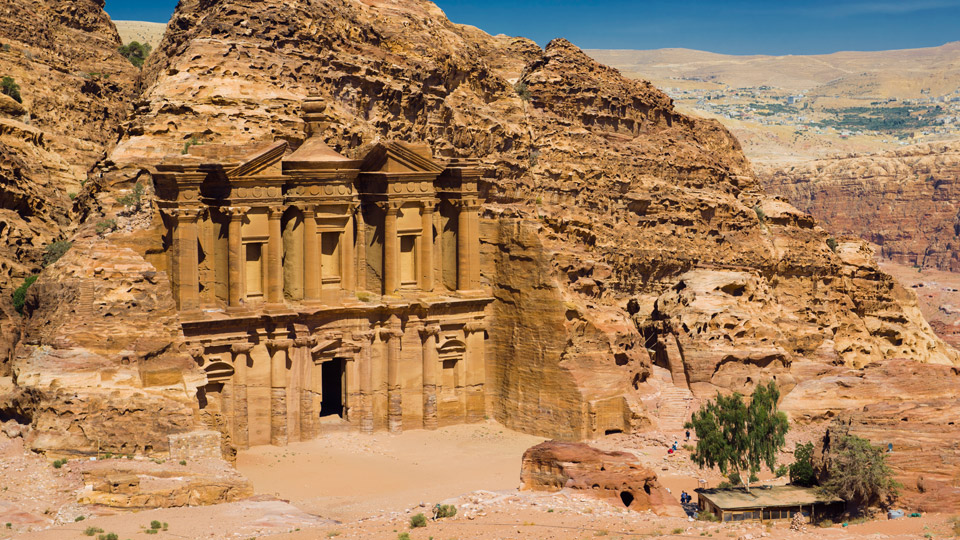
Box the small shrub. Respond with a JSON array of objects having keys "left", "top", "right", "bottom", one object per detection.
[
  {"left": 398, "top": 533, "right": 411, "bottom": 540},
  {"left": 410, "top": 513, "right": 427, "bottom": 528},
  {"left": 68, "top": 192, "right": 77, "bottom": 200},
  {"left": 103, "top": 452, "right": 113, "bottom": 460},
  {"left": 4, "top": 523, "right": 10, "bottom": 529},
  {"left": 12, "top": 275, "right": 38, "bottom": 315},
  {"left": 43, "top": 240, "right": 72, "bottom": 267},
  {"left": 1, "top": 44, "right": 10, "bottom": 52},
  {"left": 98, "top": 533, "right": 118, "bottom": 540},
  {"left": 75, "top": 516, "right": 86, "bottom": 522},
  {"left": 96, "top": 219, "right": 117, "bottom": 234},
  {"left": 182, "top": 136, "right": 202, "bottom": 155},
  {"left": 436, "top": 505, "right": 457, "bottom": 518},
  {"left": 84, "top": 526, "right": 104, "bottom": 536},
  {"left": 697, "top": 511, "right": 719, "bottom": 522},
  {"left": 327, "top": 532, "right": 341, "bottom": 538},
  {"left": 150, "top": 520, "right": 162, "bottom": 530},
  {"left": 179, "top": 460, "right": 187, "bottom": 466},
  {"left": 775, "top": 464, "right": 788, "bottom": 478},
  {"left": 117, "top": 182, "right": 145, "bottom": 210},
  {"left": 672, "top": 528, "right": 685, "bottom": 534},
  {"left": 753, "top": 205, "right": 767, "bottom": 224},
  {"left": 596, "top": 530, "right": 609, "bottom": 536},
  {"left": 144, "top": 530, "right": 157, "bottom": 535},
  {"left": 52, "top": 458, "right": 68, "bottom": 469},
  {"left": 118, "top": 41, "right": 151, "bottom": 68},
  {"left": 1, "top": 76, "right": 21, "bottom": 104},
  {"left": 827, "top": 237, "right": 838, "bottom": 252},
  {"left": 514, "top": 81, "right": 532, "bottom": 101}
]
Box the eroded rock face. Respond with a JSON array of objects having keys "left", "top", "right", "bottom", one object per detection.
[
  {"left": 521, "top": 440, "right": 683, "bottom": 516},
  {"left": 6, "top": 237, "right": 204, "bottom": 457},
  {"left": 762, "top": 141, "right": 960, "bottom": 272},
  {"left": 786, "top": 360, "right": 960, "bottom": 513},
  {"left": 0, "top": 0, "right": 138, "bottom": 368}
]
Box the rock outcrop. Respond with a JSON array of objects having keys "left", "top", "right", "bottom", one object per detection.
[
  {"left": 521, "top": 440, "right": 683, "bottom": 516},
  {"left": 784, "top": 360, "right": 960, "bottom": 513},
  {"left": 762, "top": 141, "right": 960, "bottom": 272},
  {"left": 0, "top": 0, "right": 139, "bottom": 372}
]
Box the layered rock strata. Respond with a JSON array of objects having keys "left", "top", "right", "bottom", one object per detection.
[{"left": 762, "top": 141, "right": 960, "bottom": 271}]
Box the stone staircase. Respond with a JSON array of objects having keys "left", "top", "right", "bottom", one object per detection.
[
  {"left": 658, "top": 383, "right": 697, "bottom": 432},
  {"left": 653, "top": 365, "right": 697, "bottom": 432}
]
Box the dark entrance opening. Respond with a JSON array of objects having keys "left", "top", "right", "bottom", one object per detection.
[
  {"left": 620, "top": 491, "right": 635, "bottom": 508},
  {"left": 320, "top": 359, "right": 345, "bottom": 418}
]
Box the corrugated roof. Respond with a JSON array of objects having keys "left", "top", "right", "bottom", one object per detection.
[{"left": 697, "top": 486, "right": 843, "bottom": 510}]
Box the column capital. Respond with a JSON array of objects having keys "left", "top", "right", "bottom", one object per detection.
[
  {"left": 267, "top": 205, "right": 285, "bottom": 219},
  {"left": 230, "top": 342, "right": 255, "bottom": 354},
  {"left": 452, "top": 198, "right": 481, "bottom": 212},
  {"left": 379, "top": 327, "right": 404, "bottom": 341},
  {"left": 266, "top": 338, "right": 295, "bottom": 351},
  {"left": 464, "top": 321, "right": 486, "bottom": 333},
  {"left": 299, "top": 203, "right": 317, "bottom": 218},
  {"left": 378, "top": 201, "right": 403, "bottom": 215},
  {"left": 165, "top": 207, "right": 203, "bottom": 221},
  {"left": 351, "top": 329, "right": 377, "bottom": 343},
  {"left": 419, "top": 324, "right": 442, "bottom": 339},
  {"left": 224, "top": 206, "right": 250, "bottom": 220},
  {"left": 422, "top": 200, "right": 437, "bottom": 213},
  {"left": 294, "top": 336, "right": 316, "bottom": 347}
]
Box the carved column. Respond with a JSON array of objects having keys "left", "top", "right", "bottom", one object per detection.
[
  {"left": 354, "top": 330, "right": 376, "bottom": 433},
  {"left": 382, "top": 325, "right": 404, "bottom": 433},
  {"left": 172, "top": 208, "right": 202, "bottom": 313},
  {"left": 267, "top": 206, "right": 285, "bottom": 306},
  {"left": 230, "top": 342, "right": 255, "bottom": 450},
  {"left": 355, "top": 206, "right": 367, "bottom": 294},
  {"left": 456, "top": 200, "right": 470, "bottom": 291},
  {"left": 383, "top": 202, "right": 400, "bottom": 295},
  {"left": 421, "top": 202, "right": 435, "bottom": 292},
  {"left": 295, "top": 336, "right": 316, "bottom": 441},
  {"left": 464, "top": 321, "right": 486, "bottom": 421},
  {"left": 302, "top": 205, "right": 321, "bottom": 303},
  {"left": 343, "top": 205, "right": 356, "bottom": 293},
  {"left": 468, "top": 200, "right": 481, "bottom": 288},
  {"left": 419, "top": 324, "right": 441, "bottom": 430},
  {"left": 267, "top": 338, "right": 294, "bottom": 446},
  {"left": 225, "top": 207, "right": 247, "bottom": 309}
]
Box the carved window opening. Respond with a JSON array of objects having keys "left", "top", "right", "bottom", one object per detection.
[
  {"left": 437, "top": 339, "right": 465, "bottom": 396},
  {"left": 321, "top": 231, "right": 341, "bottom": 285},
  {"left": 400, "top": 234, "right": 418, "bottom": 287},
  {"left": 441, "top": 359, "right": 458, "bottom": 394},
  {"left": 244, "top": 242, "right": 265, "bottom": 299}
]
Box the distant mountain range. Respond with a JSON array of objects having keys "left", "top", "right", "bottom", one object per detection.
[{"left": 588, "top": 41, "right": 960, "bottom": 100}]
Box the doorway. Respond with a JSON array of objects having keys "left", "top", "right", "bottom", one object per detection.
[{"left": 320, "top": 358, "right": 345, "bottom": 418}]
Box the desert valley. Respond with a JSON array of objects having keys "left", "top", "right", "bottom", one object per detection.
[{"left": 1, "top": 1, "right": 959, "bottom": 539}]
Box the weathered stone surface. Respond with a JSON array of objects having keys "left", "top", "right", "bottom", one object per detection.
[
  {"left": 785, "top": 360, "right": 960, "bottom": 513},
  {"left": 762, "top": 141, "right": 960, "bottom": 271},
  {"left": 521, "top": 440, "right": 683, "bottom": 516}
]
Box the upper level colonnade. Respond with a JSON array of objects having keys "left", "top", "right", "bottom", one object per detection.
[{"left": 151, "top": 97, "right": 484, "bottom": 317}]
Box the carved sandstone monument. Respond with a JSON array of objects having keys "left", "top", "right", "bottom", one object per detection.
[{"left": 148, "top": 98, "right": 490, "bottom": 447}]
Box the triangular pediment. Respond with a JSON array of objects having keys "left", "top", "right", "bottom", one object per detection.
[
  {"left": 360, "top": 141, "right": 444, "bottom": 174},
  {"left": 226, "top": 141, "right": 288, "bottom": 178}
]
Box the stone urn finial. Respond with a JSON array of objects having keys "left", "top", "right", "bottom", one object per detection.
[{"left": 302, "top": 95, "right": 331, "bottom": 136}]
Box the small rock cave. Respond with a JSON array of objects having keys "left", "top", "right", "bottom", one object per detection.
[{"left": 620, "top": 491, "right": 634, "bottom": 508}]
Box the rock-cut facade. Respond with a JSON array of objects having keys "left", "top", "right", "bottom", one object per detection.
[{"left": 149, "top": 98, "right": 490, "bottom": 448}]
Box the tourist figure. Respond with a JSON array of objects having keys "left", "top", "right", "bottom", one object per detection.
[{"left": 685, "top": 430, "right": 691, "bottom": 441}]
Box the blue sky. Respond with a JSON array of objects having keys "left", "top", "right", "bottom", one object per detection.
[{"left": 104, "top": 0, "right": 960, "bottom": 55}]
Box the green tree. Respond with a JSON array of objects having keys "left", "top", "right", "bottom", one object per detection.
[
  {"left": 684, "top": 381, "right": 789, "bottom": 489},
  {"left": 1, "top": 76, "right": 21, "bottom": 103},
  {"left": 821, "top": 434, "right": 900, "bottom": 509},
  {"left": 118, "top": 41, "right": 152, "bottom": 68},
  {"left": 789, "top": 442, "right": 817, "bottom": 487}
]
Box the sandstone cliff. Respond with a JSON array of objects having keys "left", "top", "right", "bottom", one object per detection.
[
  {"left": 0, "top": 0, "right": 139, "bottom": 369},
  {"left": 762, "top": 141, "right": 960, "bottom": 272},
  {"left": 5, "top": 0, "right": 959, "bottom": 482}
]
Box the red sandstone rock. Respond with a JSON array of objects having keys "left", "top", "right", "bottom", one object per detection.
[{"left": 521, "top": 441, "right": 684, "bottom": 516}]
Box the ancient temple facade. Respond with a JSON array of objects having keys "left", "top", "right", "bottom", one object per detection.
[{"left": 151, "top": 98, "right": 490, "bottom": 448}]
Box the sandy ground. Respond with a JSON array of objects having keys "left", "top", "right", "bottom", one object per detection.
[
  {"left": 3, "top": 422, "right": 955, "bottom": 540},
  {"left": 236, "top": 422, "right": 545, "bottom": 521}
]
